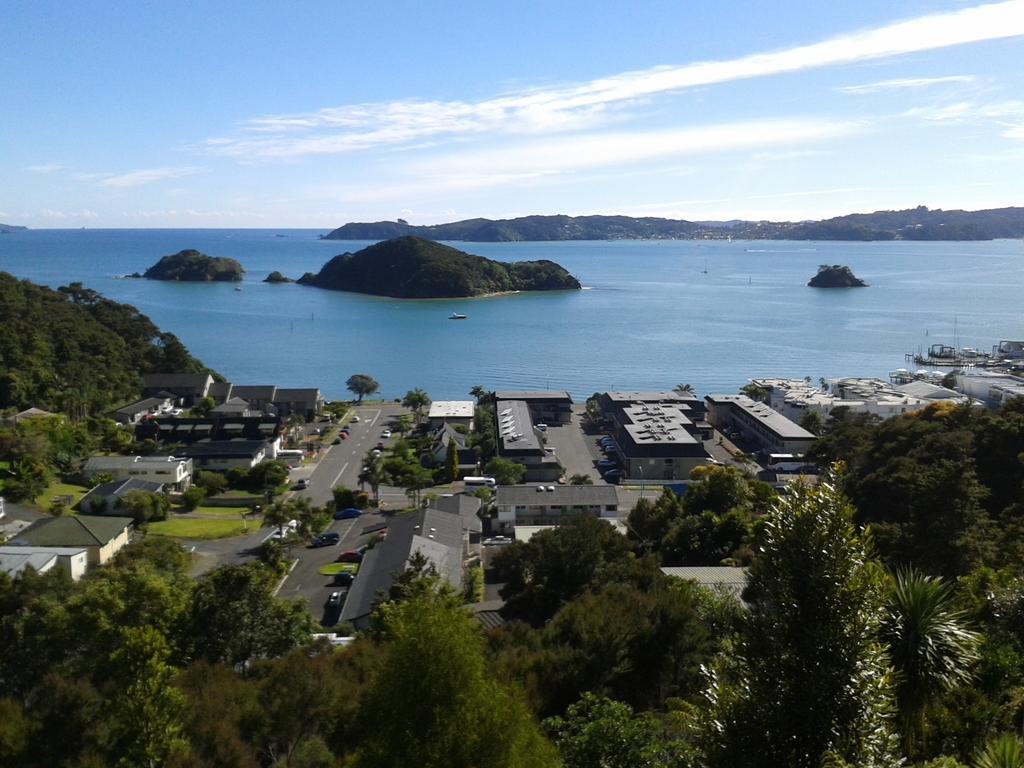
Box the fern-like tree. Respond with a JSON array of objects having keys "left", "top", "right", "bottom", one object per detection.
[
  {"left": 706, "top": 475, "right": 900, "bottom": 768},
  {"left": 402, "top": 388, "right": 430, "bottom": 423},
  {"left": 880, "top": 568, "right": 981, "bottom": 760},
  {"left": 974, "top": 734, "right": 1024, "bottom": 768}
]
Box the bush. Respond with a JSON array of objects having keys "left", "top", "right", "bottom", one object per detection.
[
  {"left": 225, "top": 466, "right": 248, "bottom": 489},
  {"left": 354, "top": 491, "right": 370, "bottom": 509},
  {"left": 115, "top": 489, "right": 171, "bottom": 524},
  {"left": 333, "top": 485, "right": 356, "bottom": 510},
  {"left": 195, "top": 470, "right": 228, "bottom": 497},
  {"left": 180, "top": 486, "right": 206, "bottom": 512},
  {"left": 465, "top": 566, "right": 484, "bottom": 603}
]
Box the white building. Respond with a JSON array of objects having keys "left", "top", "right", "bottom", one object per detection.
[
  {"left": 0, "top": 546, "right": 89, "bottom": 580},
  {"left": 955, "top": 370, "right": 1024, "bottom": 407},
  {"left": 427, "top": 400, "right": 476, "bottom": 431},
  {"left": 83, "top": 455, "right": 193, "bottom": 491},
  {"left": 494, "top": 484, "right": 619, "bottom": 535}
]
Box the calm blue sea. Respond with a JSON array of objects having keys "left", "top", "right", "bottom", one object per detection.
[{"left": 1, "top": 229, "right": 1022, "bottom": 401}]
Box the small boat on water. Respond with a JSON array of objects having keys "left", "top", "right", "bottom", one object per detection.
[
  {"left": 448, "top": 312, "right": 467, "bottom": 320},
  {"left": 235, "top": 286, "right": 243, "bottom": 292}
]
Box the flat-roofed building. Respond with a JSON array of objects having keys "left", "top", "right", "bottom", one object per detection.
[
  {"left": 108, "top": 396, "right": 174, "bottom": 425},
  {"left": 428, "top": 400, "right": 476, "bottom": 431},
  {"left": 82, "top": 455, "right": 193, "bottom": 491},
  {"left": 608, "top": 402, "right": 711, "bottom": 481},
  {"left": 598, "top": 390, "right": 705, "bottom": 420},
  {"left": 705, "top": 394, "right": 816, "bottom": 456},
  {"left": 495, "top": 484, "right": 619, "bottom": 534},
  {"left": 176, "top": 440, "right": 270, "bottom": 470},
  {"left": 955, "top": 370, "right": 1024, "bottom": 408}
]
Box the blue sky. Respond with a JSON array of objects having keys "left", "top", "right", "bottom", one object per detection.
[{"left": 3, "top": 0, "right": 1024, "bottom": 227}]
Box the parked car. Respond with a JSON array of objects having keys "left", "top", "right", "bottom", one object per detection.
[
  {"left": 334, "top": 507, "right": 362, "bottom": 520},
  {"left": 375, "top": 441, "right": 386, "bottom": 450},
  {"left": 319, "top": 531, "right": 340, "bottom": 543},
  {"left": 597, "top": 458, "right": 618, "bottom": 469},
  {"left": 332, "top": 437, "right": 342, "bottom": 445},
  {"left": 294, "top": 478, "right": 309, "bottom": 490},
  {"left": 332, "top": 571, "right": 354, "bottom": 586},
  {"left": 340, "top": 425, "right": 351, "bottom": 434},
  {"left": 603, "top": 469, "right": 623, "bottom": 483},
  {"left": 327, "top": 591, "right": 343, "bottom": 607},
  {"left": 351, "top": 415, "right": 360, "bottom": 423},
  {"left": 308, "top": 536, "right": 333, "bottom": 548},
  {"left": 381, "top": 429, "right": 392, "bottom": 438},
  {"left": 337, "top": 550, "right": 364, "bottom": 563}
]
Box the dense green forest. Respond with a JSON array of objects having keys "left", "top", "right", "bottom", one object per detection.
[
  {"left": 139, "top": 249, "right": 244, "bottom": 281},
  {"left": 322, "top": 206, "right": 1024, "bottom": 242},
  {"left": 0, "top": 274, "right": 213, "bottom": 414},
  {"left": 298, "top": 236, "right": 581, "bottom": 298},
  {"left": 2, "top": 399, "right": 1023, "bottom": 766}
]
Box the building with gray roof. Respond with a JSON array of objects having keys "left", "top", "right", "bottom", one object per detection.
[
  {"left": 604, "top": 400, "right": 712, "bottom": 482},
  {"left": 705, "top": 394, "right": 816, "bottom": 456},
  {"left": 494, "top": 399, "right": 561, "bottom": 481},
  {"left": 494, "top": 484, "right": 619, "bottom": 534},
  {"left": 0, "top": 546, "right": 89, "bottom": 580},
  {"left": 78, "top": 478, "right": 165, "bottom": 515},
  {"left": 11, "top": 516, "right": 132, "bottom": 565},
  {"left": 340, "top": 508, "right": 466, "bottom": 629}
]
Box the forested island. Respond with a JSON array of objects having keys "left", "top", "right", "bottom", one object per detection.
[
  {"left": 298, "top": 236, "right": 581, "bottom": 298},
  {"left": 0, "top": 274, "right": 213, "bottom": 413},
  {"left": 264, "top": 270, "right": 294, "bottom": 283},
  {"left": 808, "top": 265, "right": 867, "bottom": 287},
  {"left": 323, "top": 205, "right": 1024, "bottom": 242},
  {"left": 0, "top": 223, "right": 27, "bottom": 233},
  {"left": 138, "top": 249, "right": 244, "bottom": 282}
]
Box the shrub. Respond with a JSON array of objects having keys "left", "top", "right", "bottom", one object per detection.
[{"left": 181, "top": 486, "right": 206, "bottom": 512}]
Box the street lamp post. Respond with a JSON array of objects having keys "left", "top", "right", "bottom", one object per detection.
[{"left": 638, "top": 464, "right": 645, "bottom": 502}]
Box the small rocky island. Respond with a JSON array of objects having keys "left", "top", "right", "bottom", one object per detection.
[
  {"left": 808, "top": 264, "right": 867, "bottom": 288},
  {"left": 264, "top": 271, "right": 294, "bottom": 283},
  {"left": 139, "top": 249, "right": 244, "bottom": 282},
  {"left": 297, "top": 236, "right": 581, "bottom": 298}
]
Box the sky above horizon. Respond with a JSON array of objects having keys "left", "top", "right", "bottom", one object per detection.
[{"left": 4, "top": 0, "right": 1024, "bottom": 228}]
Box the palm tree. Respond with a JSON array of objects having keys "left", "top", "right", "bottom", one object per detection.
[
  {"left": 880, "top": 567, "right": 981, "bottom": 759},
  {"left": 394, "top": 413, "right": 414, "bottom": 438},
  {"left": 974, "top": 734, "right": 1024, "bottom": 768},
  {"left": 402, "top": 388, "right": 431, "bottom": 424},
  {"left": 469, "top": 385, "right": 486, "bottom": 403},
  {"left": 359, "top": 454, "right": 388, "bottom": 504},
  {"left": 673, "top": 383, "right": 695, "bottom": 395}
]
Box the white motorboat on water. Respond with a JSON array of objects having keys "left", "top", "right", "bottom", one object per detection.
[{"left": 448, "top": 312, "right": 467, "bottom": 320}]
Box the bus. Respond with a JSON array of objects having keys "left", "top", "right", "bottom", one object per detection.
[{"left": 463, "top": 476, "right": 497, "bottom": 491}]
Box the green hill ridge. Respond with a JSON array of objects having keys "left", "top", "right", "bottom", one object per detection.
[
  {"left": 297, "top": 236, "right": 581, "bottom": 298},
  {"left": 141, "top": 249, "right": 244, "bottom": 282}
]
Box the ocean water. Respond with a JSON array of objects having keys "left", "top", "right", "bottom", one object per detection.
[{"left": 1, "top": 229, "right": 1022, "bottom": 401}]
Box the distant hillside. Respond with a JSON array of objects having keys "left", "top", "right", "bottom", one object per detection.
[
  {"left": 297, "top": 236, "right": 581, "bottom": 298},
  {"left": 0, "top": 223, "right": 27, "bottom": 233},
  {"left": 141, "top": 249, "right": 244, "bottom": 281},
  {"left": 323, "top": 206, "right": 1024, "bottom": 242},
  {"left": 0, "top": 275, "right": 214, "bottom": 413}
]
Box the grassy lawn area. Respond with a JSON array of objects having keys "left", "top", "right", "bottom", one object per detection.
[
  {"left": 148, "top": 517, "right": 250, "bottom": 540},
  {"left": 34, "top": 481, "right": 89, "bottom": 509},
  {"left": 187, "top": 505, "right": 253, "bottom": 518},
  {"left": 318, "top": 562, "right": 359, "bottom": 576}
]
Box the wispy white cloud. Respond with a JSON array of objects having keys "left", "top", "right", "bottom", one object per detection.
[
  {"left": 25, "top": 163, "right": 63, "bottom": 174},
  {"left": 1004, "top": 124, "right": 1024, "bottom": 139},
  {"left": 205, "top": 0, "right": 1024, "bottom": 159},
  {"left": 95, "top": 167, "right": 205, "bottom": 188},
  {"left": 902, "top": 98, "right": 1024, "bottom": 124},
  {"left": 838, "top": 75, "right": 977, "bottom": 94}
]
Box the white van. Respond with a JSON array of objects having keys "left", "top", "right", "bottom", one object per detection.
[{"left": 463, "top": 476, "right": 497, "bottom": 491}]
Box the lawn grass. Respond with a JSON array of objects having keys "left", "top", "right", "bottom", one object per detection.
[
  {"left": 147, "top": 517, "right": 249, "bottom": 540},
  {"left": 190, "top": 505, "right": 253, "bottom": 518},
  {"left": 318, "top": 562, "right": 359, "bottom": 576},
  {"left": 34, "top": 481, "right": 89, "bottom": 509}
]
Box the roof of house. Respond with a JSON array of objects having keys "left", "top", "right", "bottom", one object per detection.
[
  {"left": 496, "top": 484, "right": 619, "bottom": 507},
  {"left": 274, "top": 388, "right": 322, "bottom": 402},
  {"left": 78, "top": 479, "right": 164, "bottom": 510},
  {"left": 428, "top": 400, "right": 475, "bottom": 419},
  {"left": 206, "top": 381, "right": 233, "bottom": 399},
  {"left": 894, "top": 380, "right": 965, "bottom": 401},
  {"left": 0, "top": 549, "right": 57, "bottom": 577},
  {"left": 12, "top": 516, "right": 133, "bottom": 548},
  {"left": 231, "top": 385, "right": 278, "bottom": 401},
  {"left": 341, "top": 508, "right": 464, "bottom": 624},
  {"left": 141, "top": 373, "right": 213, "bottom": 390},
  {"left": 84, "top": 454, "right": 189, "bottom": 471},
  {"left": 432, "top": 423, "right": 468, "bottom": 450},
  {"left": 661, "top": 566, "right": 747, "bottom": 597},
  {"left": 110, "top": 397, "right": 168, "bottom": 417},
  {"left": 620, "top": 403, "right": 699, "bottom": 446},
  {"left": 177, "top": 440, "right": 269, "bottom": 459},
  {"left": 14, "top": 407, "right": 55, "bottom": 420},
  {"left": 495, "top": 391, "right": 573, "bottom": 403},
  {"left": 212, "top": 397, "right": 252, "bottom": 413},
  {"left": 432, "top": 494, "right": 483, "bottom": 534},
  {"left": 469, "top": 599, "right": 506, "bottom": 629},
  {"left": 496, "top": 400, "right": 543, "bottom": 453},
  {"left": 603, "top": 391, "right": 696, "bottom": 404}
]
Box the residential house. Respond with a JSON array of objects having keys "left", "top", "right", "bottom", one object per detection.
[
  {"left": 176, "top": 440, "right": 270, "bottom": 471},
  {"left": 605, "top": 401, "right": 712, "bottom": 481},
  {"left": 493, "top": 399, "right": 561, "bottom": 481},
  {"left": 108, "top": 396, "right": 174, "bottom": 425},
  {"left": 0, "top": 546, "right": 90, "bottom": 581},
  {"left": 494, "top": 484, "right": 619, "bottom": 535},
  {"left": 77, "top": 478, "right": 165, "bottom": 515},
  {"left": 11, "top": 407, "right": 56, "bottom": 424},
  {"left": 661, "top": 566, "right": 747, "bottom": 601},
  {"left": 212, "top": 397, "right": 257, "bottom": 416},
  {"left": 207, "top": 381, "right": 234, "bottom": 405},
  {"left": 230, "top": 386, "right": 278, "bottom": 412},
  {"left": 341, "top": 508, "right": 466, "bottom": 629},
  {"left": 433, "top": 493, "right": 483, "bottom": 535},
  {"left": 272, "top": 388, "right": 325, "bottom": 421},
  {"left": 494, "top": 391, "right": 574, "bottom": 424},
  {"left": 10, "top": 516, "right": 133, "bottom": 566},
  {"left": 425, "top": 424, "right": 477, "bottom": 476},
  {"left": 134, "top": 415, "right": 282, "bottom": 458},
  {"left": 141, "top": 373, "right": 214, "bottom": 406},
  {"left": 82, "top": 455, "right": 193, "bottom": 491}
]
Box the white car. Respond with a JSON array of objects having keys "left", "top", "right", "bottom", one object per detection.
[{"left": 381, "top": 429, "right": 392, "bottom": 438}]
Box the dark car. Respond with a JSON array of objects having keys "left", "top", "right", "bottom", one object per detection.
[
  {"left": 308, "top": 537, "right": 333, "bottom": 548},
  {"left": 318, "top": 531, "right": 340, "bottom": 543},
  {"left": 332, "top": 571, "right": 354, "bottom": 586},
  {"left": 334, "top": 507, "right": 361, "bottom": 520},
  {"left": 603, "top": 469, "right": 623, "bottom": 483},
  {"left": 331, "top": 437, "right": 342, "bottom": 445},
  {"left": 337, "top": 550, "right": 364, "bottom": 563},
  {"left": 341, "top": 425, "right": 351, "bottom": 434},
  {"left": 597, "top": 458, "right": 618, "bottom": 469}
]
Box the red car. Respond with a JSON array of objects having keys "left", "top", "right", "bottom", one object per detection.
[{"left": 337, "top": 550, "right": 364, "bottom": 563}]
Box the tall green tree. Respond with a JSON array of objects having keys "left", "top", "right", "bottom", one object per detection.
[
  {"left": 444, "top": 437, "right": 459, "bottom": 482},
  {"left": 706, "top": 478, "right": 900, "bottom": 768},
  {"left": 346, "top": 374, "right": 379, "bottom": 403},
  {"left": 104, "top": 626, "right": 185, "bottom": 768},
  {"left": 401, "top": 388, "right": 430, "bottom": 423},
  {"left": 359, "top": 454, "right": 388, "bottom": 504},
  {"left": 880, "top": 568, "right": 981, "bottom": 759},
  {"left": 484, "top": 457, "right": 525, "bottom": 485},
  {"left": 352, "top": 591, "right": 559, "bottom": 768}
]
